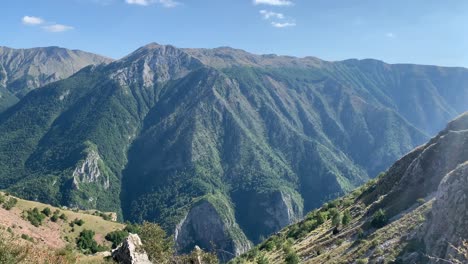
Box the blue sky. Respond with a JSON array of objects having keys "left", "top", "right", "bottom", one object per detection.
[{"left": 1, "top": 0, "right": 468, "bottom": 66}]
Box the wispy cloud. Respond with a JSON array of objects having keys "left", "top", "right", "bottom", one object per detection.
[
  {"left": 125, "top": 0, "right": 179, "bottom": 7},
  {"left": 253, "top": 0, "right": 293, "bottom": 6},
  {"left": 260, "top": 10, "right": 284, "bottom": 20},
  {"left": 271, "top": 21, "right": 296, "bottom": 28},
  {"left": 21, "top": 16, "right": 74, "bottom": 33},
  {"left": 259, "top": 9, "right": 295, "bottom": 28},
  {"left": 386, "top": 32, "right": 396, "bottom": 38},
  {"left": 43, "top": 24, "right": 74, "bottom": 32},
  {"left": 22, "top": 16, "right": 44, "bottom": 25}
]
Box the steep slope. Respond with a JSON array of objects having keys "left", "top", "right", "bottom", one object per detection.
[
  {"left": 234, "top": 113, "right": 468, "bottom": 264},
  {"left": 0, "top": 43, "right": 467, "bottom": 259},
  {"left": 0, "top": 46, "right": 112, "bottom": 110}
]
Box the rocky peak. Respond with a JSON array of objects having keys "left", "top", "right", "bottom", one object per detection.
[
  {"left": 112, "top": 233, "right": 152, "bottom": 264},
  {"left": 109, "top": 43, "right": 204, "bottom": 87}
]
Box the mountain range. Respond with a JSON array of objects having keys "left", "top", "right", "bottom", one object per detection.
[{"left": 0, "top": 43, "right": 467, "bottom": 259}]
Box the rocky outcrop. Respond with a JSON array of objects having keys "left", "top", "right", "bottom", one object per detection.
[
  {"left": 421, "top": 162, "right": 468, "bottom": 263},
  {"left": 112, "top": 234, "right": 152, "bottom": 264},
  {"left": 175, "top": 199, "right": 251, "bottom": 261},
  {"left": 72, "top": 149, "right": 110, "bottom": 190}
]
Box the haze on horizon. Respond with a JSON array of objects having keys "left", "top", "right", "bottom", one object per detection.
[{"left": 2, "top": 0, "right": 468, "bottom": 67}]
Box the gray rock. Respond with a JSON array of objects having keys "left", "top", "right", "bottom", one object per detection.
[{"left": 112, "top": 233, "right": 152, "bottom": 264}]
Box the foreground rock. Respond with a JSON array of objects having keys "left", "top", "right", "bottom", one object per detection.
[{"left": 112, "top": 234, "right": 152, "bottom": 264}]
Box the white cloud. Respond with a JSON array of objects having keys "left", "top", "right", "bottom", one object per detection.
[
  {"left": 271, "top": 21, "right": 296, "bottom": 28},
  {"left": 386, "top": 32, "right": 396, "bottom": 38},
  {"left": 254, "top": 0, "right": 293, "bottom": 6},
  {"left": 125, "top": 0, "right": 179, "bottom": 7},
  {"left": 43, "top": 24, "right": 74, "bottom": 32},
  {"left": 22, "top": 16, "right": 44, "bottom": 25},
  {"left": 260, "top": 10, "right": 284, "bottom": 20}
]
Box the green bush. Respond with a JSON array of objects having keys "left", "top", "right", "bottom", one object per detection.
[
  {"left": 263, "top": 240, "right": 275, "bottom": 251},
  {"left": 284, "top": 251, "right": 300, "bottom": 264},
  {"left": 25, "top": 208, "right": 46, "bottom": 227},
  {"left": 105, "top": 230, "right": 129, "bottom": 248},
  {"left": 41, "top": 207, "right": 51, "bottom": 217},
  {"left": 356, "top": 258, "right": 369, "bottom": 264},
  {"left": 0, "top": 193, "right": 5, "bottom": 204},
  {"left": 73, "top": 218, "right": 85, "bottom": 226},
  {"left": 342, "top": 209, "right": 351, "bottom": 226},
  {"left": 332, "top": 212, "right": 341, "bottom": 227},
  {"left": 21, "top": 234, "right": 33, "bottom": 242},
  {"left": 50, "top": 214, "right": 59, "bottom": 222},
  {"left": 416, "top": 198, "right": 425, "bottom": 205},
  {"left": 59, "top": 213, "right": 68, "bottom": 221},
  {"left": 3, "top": 198, "right": 18, "bottom": 210},
  {"left": 139, "top": 222, "right": 174, "bottom": 263},
  {"left": 256, "top": 254, "right": 269, "bottom": 264},
  {"left": 371, "top": 209, "right": 388, "bottom": 228},
  {"left": 76, "top": 229, "right": 107, "bottom": 254},
  {"left": 124, "top": 223, "right": 140, "bottom": 234}
]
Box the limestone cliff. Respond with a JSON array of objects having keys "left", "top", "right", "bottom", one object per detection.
[{"left": 175, "top": 198, "right": 251, "bottom": 261}]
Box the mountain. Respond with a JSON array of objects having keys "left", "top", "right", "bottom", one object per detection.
[
  {"left": 233, "top": 113, "right": 468, "bottom": 264},
  {"left": 0, "top": 43, "right": 467, "bottom": 259},
  {"left": 0, "top": 46, "right": 112, "bottom": 111}
]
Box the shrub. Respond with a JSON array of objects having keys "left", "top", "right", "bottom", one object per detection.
[
  {"left": 416, "top": 198, "right": 425, "bottom": 205},
  {"left": 124, "top": 223, "right": 140, "bottom": 234},
  {"left": 50, "top": 214, "right": 59, "bottom": 222},
  {"left": 26, "top": 208, "right": 46, "bottom": 227},
  {"left": 356, "top": 258, "right": 369, "bottom": 264},
  {"left": 105, "top": 230, "right": 129, "bottom": 248},
  {"left": 73, "top": 218, "right": 85, "bottom": 226},
  {"left": 265, "top": 240, "right": 275, "bottom": 251},
  {"left": 357, "top": 228, "right": 365, "bottom": 240},
  {"left": 76, "top": 229, "right": 107, "bottom": 254},
  {"left": 371, "top": 209, "right": 388, "bottom": 228},
  {"left": 59, "top": 213, "right": 68, "bottom": 221},
  {"left": 21, "top": 234, "right": 33, "bottom": 242},
  {"left": 139, "top": 222, "right": 174, "bottom": 263},
  {"left": 332, "top": 212, "right": 342, "bottom": 227},
  {"left": 0, "top": 193, "right": 5, "bottom": 204},
  {"left": 256, "top": 254, "right": 269, "bottom": 264},
  {"left": 3, "top": 197, "right": 18, "bottom": 210},
  {"left": 342, "top": 210, "right": 351, "bottom": 226},
  {"left": 41, "top": 207, "right": 51, "bottom": 217},
  {"left": 316, "top": 212, "right": 326, "bottom": 225},
  {"left": 284, "top": 251, "right": 300, "bottom": 264}
]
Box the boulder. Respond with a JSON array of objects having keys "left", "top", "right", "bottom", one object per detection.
[{"left": 111, "top": 233, "right": 152, "bottom": 264}]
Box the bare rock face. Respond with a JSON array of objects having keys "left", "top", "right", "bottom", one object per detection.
[
  {"left": 110, "top": 43, "right": 203, "bottom": 87},
  {"left": 72, "top": 149, "right": 110, "bottom": 190},
  {"left": 421, "top": 162, "right": 468, "bottom": 263},
  {"left": 112, "top": 233, "right": 152, "bottom": 264},
  {"left": 175, "top": 199, "right": 251, "bottom": 261}
]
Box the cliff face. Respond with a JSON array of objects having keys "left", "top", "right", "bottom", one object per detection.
[
  {"left": 175, "top": 199, "right": 251, "bottom": 261},
  {"left": 421, "top": 162, "right": 468, "bottom": 263}
]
